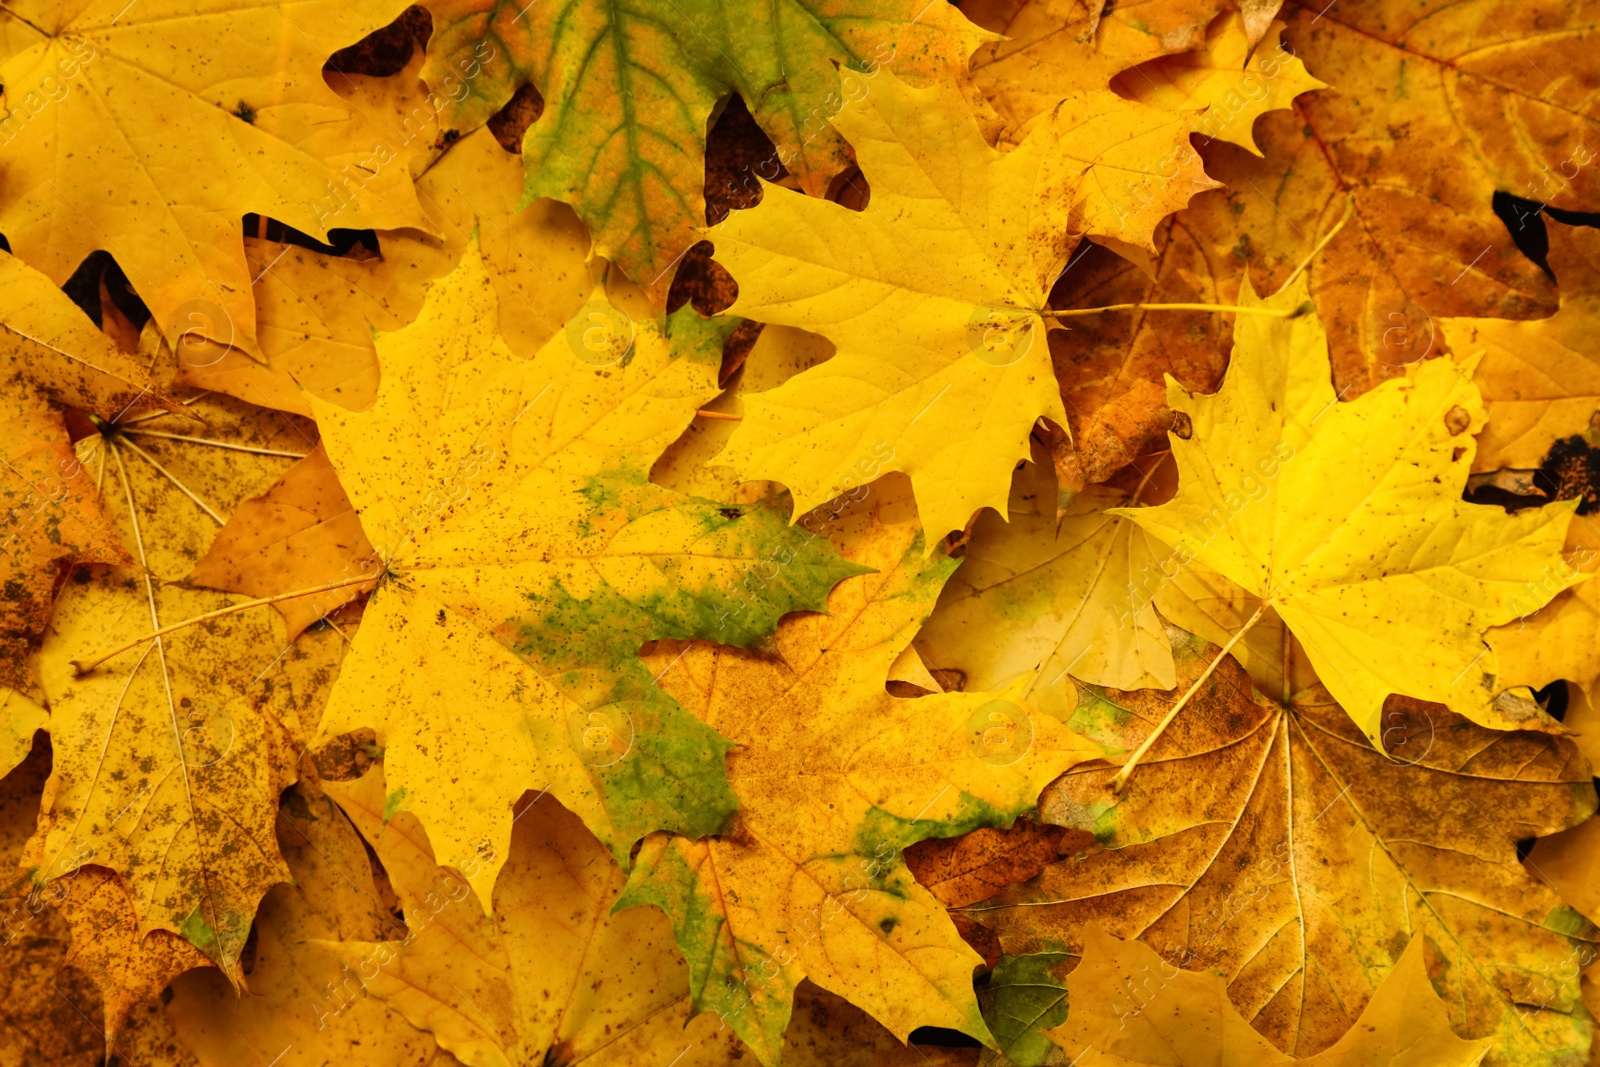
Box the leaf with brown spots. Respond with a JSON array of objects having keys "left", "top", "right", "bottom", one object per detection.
[
  {"left": 968, "top": 631, "right": 1599, "bottom": 1067},
  {"left": 23, "top": 351, "right": 347, "bottom": 972}
]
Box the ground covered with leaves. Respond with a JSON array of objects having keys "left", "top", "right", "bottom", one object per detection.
[{"left": 2, "top": 0, "right": 1599, "bottom": 1064}]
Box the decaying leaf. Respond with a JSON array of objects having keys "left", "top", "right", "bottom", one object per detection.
[
  {"left": 1118, "top": 275, "right": 1582, "bottom": 744},
  {"left": 714, "top": 69, "right": 1213, "bottom": 541},
  {"left": 618, "top": 496, "right": 1101, "bottom": 1063},
  {"left": 311, "top": 243, "right": 860, "bottom": 905},
  {"left": 970, "top": 635, "right": 1598, "bottom": 1065},
  {"left": 0, "top": 0, "right": 433, "bottom": 355},
  {"left": 1052, "top": 925, "right": 1491, "bottom": 1066}
]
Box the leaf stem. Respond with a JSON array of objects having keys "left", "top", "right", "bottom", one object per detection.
[
  {"left": 694, "top": 410, "right": 743, "bottom": 421},
  {"left": 1109, "top": 601, "right": 1269, "bottom": 793},
  {"left": 71, "top": 572, "right": 383, "bottom": 676},
  {"left": 1044, "top": 302, "right": 1313, "bottom": 320}
]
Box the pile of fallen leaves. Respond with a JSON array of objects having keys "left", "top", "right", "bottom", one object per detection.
[{"left": 3, "top": 0, "right": 1600, "bottom": 1063}]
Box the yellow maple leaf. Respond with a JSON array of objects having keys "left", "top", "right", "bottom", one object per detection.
[
  {"left": 313, "top": 765, "right": 962, "bottom": 1067},
  {"left": 167, "top": 781, "right": 458, "bottom": 1067},
  {"left": 714, "top": 70, "right": 1215, "bottom": 542},
  {"left": 1442, "top": 221, "right": 1600, "bottom": 474},
  {"left": 1117, "top": 275, "right": 1582, "bottom": 745},
  {"left": 1110, "top": 15, "right": 1325, "bottom": 156},
  {"left": 310, "top": 243, "right": 862, "bottom": 908},
  {"left": 966, "top": 0, "right": 1288, "bottom": 139},
  {"left": 180, "top": 127, "right": 623, "bottom": 417},
  {"left": 916, "top": 455, "right": 1177, "bottom": 701},
  {"left": 0, "top": 0, "right": 432, "bottom": 356},
  {"left": 617, "top": 495, "right": 1100, "bottom": 1063},
  {"left": 1052, "top": 925, "right": 1490, "bottom": 1066}
]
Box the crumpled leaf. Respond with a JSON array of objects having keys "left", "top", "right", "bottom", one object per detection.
[
  {"left": 166, "top": 779, "right": 458, "bottom": 1067},
  {"left": 1194, "top": 0, "right": 1596, "bottom": 397},
  {"left": 916, "top": 456, "right": 1176, "bottom": 704},
  {"left": 617, "top": 495, "right": 1101, "bottom": 1064},
  {"left": 0, "top": 0, "right": 433, "bottom": 355},
  {"left": 970, "top": 635, "right": 1598, "bottom": 1065},
  {"left": 1118, "top": 274, "right": 1582, "bottom": 745},
  {"left": 714, "top": 70, "right": 1214, "bottom": 541},
  {"left": 319, "top": 765, "right": 962, "bottom": 1067},
  {"left": 1442, "top": 221, "right": 1600, "bottom": 474},
  {"left": 1052, "top": 925, "right": 1491, "bottom": 1066},
  {"left": 190, "top": 444, "right": 377, "bottom": 641},
  {"left": 1109, "top": 15, "right": 1324, "bottom": 155},
  {"left": 966, "top": 0, "right": 1286, "bottom": 140},
  {"left": 419, "top": 0, "right": 995, "bottom": 302},
  {"left": 310, "top": 242, "right": 861, "bottom": 906}
]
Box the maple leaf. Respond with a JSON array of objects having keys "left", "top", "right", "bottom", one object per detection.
[
  {"left": 310, "top": 243, "right": 861, "bottom": 906},
  {"left": 190, "top": 445, "right": 377, "bottom": 641},
  {"left": 166, "top": 781, "right": 455, "bottom": 1067},
  {"left": 315, "top": 765, "right": 963, "bottom": 1067},
  {"left": 969, "top": 637, "right": 1598, "bottom": 1065},
  {"left": 181, "top": 127, "right": 616, "bottom": 417},
  {"left": 1051, "top": 925, "right": 1491, "bottom": 1066},
  {"left": 1109, "top": 15, "right": 1325, "bottom": 156},
  {"left": 713, "top": 70, "right": 1214, "bottom": 542},
  {"left": 1192, "top": 0, "right": 1600, "bottom": 396},
  {"left": 415, "top": 0, "right": 995, "bottom": 302},
  {"left": 26, "top": 367, "right": 344, "bottom": 970},
  {"left": 53, "top": 867, "right": 210, "bottom": 1047},
  {"left": 916, "top": 456, "right": 1176, "bottom": 704},
  {"left": 966, "top": 0, "right": 1290, "bottom": 139},
  {"left": 616, "top": 496, "right": 1100, "bottom": 1063},
  {"left": 1442, "top": 221, "right": 1600, "bottom": 475},
  {"left": 1117, "top": 275, "right": 1582, "bottom": 745},
  {"left": 0, "top": 0, "right": 434, "bottom": 357}
]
